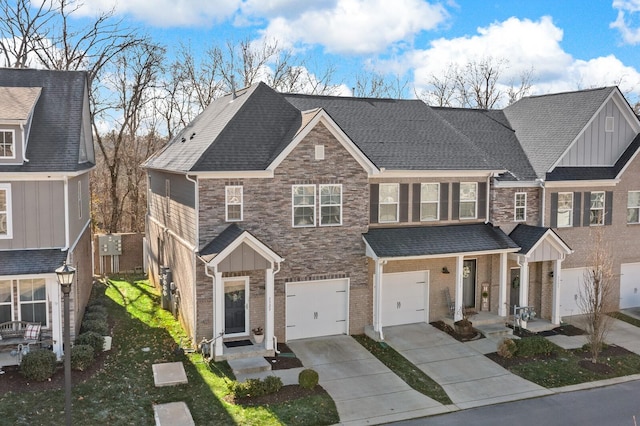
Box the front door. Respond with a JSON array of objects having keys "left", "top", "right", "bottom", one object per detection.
[
  {"left": 224, "top": 279, "right": 248, "bottom": 335},
  {"left": 463, "top": 259, "right": 476, "bottom": 308},
  {"left": 510, "top": 268, "right": 520, "bottom": 312}
]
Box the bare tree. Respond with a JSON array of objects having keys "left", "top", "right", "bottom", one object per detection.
[
  {"left": 577, "top": 228, "right": 616, "bottom": 364},
  {"left": 353, "top": 71, "right": 410, "bottom": 98},
  {"left": 0, "top": 0, "right": 54, "bottom": 67}
]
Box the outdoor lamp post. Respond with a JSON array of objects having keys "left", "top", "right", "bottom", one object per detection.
[{"left": 55, "top": 261, "right": 76, "bottom": 426}]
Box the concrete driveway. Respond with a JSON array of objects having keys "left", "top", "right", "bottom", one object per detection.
[
  {"left": 383, "top": 323, "right": 553, "bottom": 409},
  {"left": 287, "top": 335, "right": 454, "bottom": 425}
]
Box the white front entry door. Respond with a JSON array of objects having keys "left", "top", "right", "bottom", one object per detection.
[
  {"left": 381, "top": 271, "right": 429, "bottom": 327},
  {"left": 621, "top": 263, "right": 640, "bottom": 309},
  {"left": 285, "top": 279, "right": 349, "bottom": 341}
]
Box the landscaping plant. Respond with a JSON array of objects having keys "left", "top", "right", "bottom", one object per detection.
[
  {"left": 20, "top": 349, "right": 57, "bottom": 381},
  {"left": 298, "top": 369, "right": 319, "bottom": 389}
]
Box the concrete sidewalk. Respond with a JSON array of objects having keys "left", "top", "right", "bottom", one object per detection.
[{"left": 383, "top": 323, "right": 553, "bottom": 409}]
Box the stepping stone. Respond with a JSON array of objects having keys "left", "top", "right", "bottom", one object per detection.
[
  {"left": 152, "top": 362, "right": 188, "bottom": 387},
  {"left": 228, "top": 356, "right": 271, "bottom": 376},
  {"left": 153, "top": 401, "right": 194, "bottom": 426}
]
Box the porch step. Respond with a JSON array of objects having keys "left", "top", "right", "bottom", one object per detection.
[
  {"left": 475, "top": 323, "right": 513, "bottom": 338},
  {"left": 228, "top": 356, "right": 272, "bottom": 376}
]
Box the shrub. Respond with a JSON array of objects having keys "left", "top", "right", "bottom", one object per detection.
[
  {"left": 298, "top": 368, "right": 319, "bottom": 389},
  {"left": 83, "top": 311, "right": 107, "bottom": 323},
  {"left": 229, "top": 376, "right": 283, "bottom": 399},
  {"left": 75, "top": 331, "right": 105, "bottom": 354},
  {"left": 81, "top": 319, "right": 109, "bottom": 335},
  {"left": 515, "top": 336, "right": 556, "bottom": 357},
  {"left": 497, "top": 338, "right": 517, "bottom": 358},
  {"left": 20, "top": 349, "right": 57, "bottom": 381},
  {"left": 71, "top": 345, "right": 95, "bottom": 371},
  {"left": 85, "top": 304, "right": 108, "bottom": 316}
]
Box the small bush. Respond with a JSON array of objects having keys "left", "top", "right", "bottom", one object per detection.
[
  {"left": 85, "top": 304, "right": 108, "bottom": 316},
  {"left": 71, "top": 345, "right": 95, "bottom": 371},
  {"left": 20, "top": 349, "right": 57, "bottom": 381},
  {"left": 581, "top": 342, "right": 609, "bottom": 353},
  {"left": 81, "top": 319, "right": 109, "bottom": 335},
  {"left": 298, "top": 368, "right": 319, "bottom": 389},
  {"left": 229, "top": 376, "right": 283, "bottom": 399},
  {"left": 75, "top": 331, "right": 105, "bottom": 354},
  {"left": 515, "top": 336, "right": 556, "bottom": 357},
  {"left": 497, "top": 338, "right": 517, "bottom": 358},
  {"left": 83, "top": 311, "right": 107, "bottom": 323}
]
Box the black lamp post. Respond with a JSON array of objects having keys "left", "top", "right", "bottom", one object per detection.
[{"left": 55, "top": 261, "right": 76, "bottom": 426}]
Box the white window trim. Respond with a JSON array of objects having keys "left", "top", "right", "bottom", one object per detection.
[
  {"left": 557, "top": 192, "right": 573, "bottom": 228},
  {"left": 292, "top": 184, "right": 316, "bottom": 228},
  {"left": 590, "top": 191, "right": 605, "bottom": 226},
  {"left": 0, "top": 183, "right": 12, "bottom": 239},
  {"left": 0, "top": 279, "right": 13, "bottom": 323},
  {"left": 420, "top": 182, "right": 439, "bottom": 221},
  {"left": 459, "top": 182, "right": 478, "bottom": 220},
  {"left": 605, "top": 116, "right": 615, "bottom": 133},
  {"left": 78, "top": 181, "right": 83, "bottom": 220},
  {"left": 628, "top": 191, "right": 640, "bottom": 224},
  {"left": 319, "top": 184, "right": 342, "bottom": 226},
  {"left": 225, "top": 185, "right": 243, "bottom": 222},
  {"left": 514, "top": 192, "right": 526, "bottom": 222},
  {"left": 0, "top": 129, "right": 16, "bottom": 159},
  {"left": 17, "top": 278, "right": 49, "bottom": 328},
  {"left": 379, "top": 183, "right": 400, "bottom": 223}
]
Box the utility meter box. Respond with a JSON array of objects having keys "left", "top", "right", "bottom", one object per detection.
[{"left": 98, "top": 234, "right": 123, "bottom": 256}]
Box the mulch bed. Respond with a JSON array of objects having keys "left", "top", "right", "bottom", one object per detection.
[
  {"left": 538, "top": 324, "right": 586, "bottom": 337},
  {"left": 264, "top": 343, "right": 303, "bottom": 370},
  {"left": 430, "top": 321, "right": 484, "bottom": 342},
  {"left": 228, "top": 384, "right": 329, "bottom": 406},
  {"left": 0, "top": 350, "right": 108, "bottom": 395},
  {"left": 486, "top": 350, "right": 557, "bottom": 368}
]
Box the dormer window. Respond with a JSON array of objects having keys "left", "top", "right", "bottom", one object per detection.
[{"left": 0, "top": 130, "right": 14, "bottom": 159}]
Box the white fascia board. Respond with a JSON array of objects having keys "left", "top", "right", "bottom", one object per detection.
[
  {"left": 617, "top": 147, "right": 640, "bottom": 179},
  {"left": 362, "top": 237, "right": 379, "bottom": 260},
  {"left": 0, "top": 169, "right": 94, "bottom": 181},
  {"left": 544, "top": 179, "right": 619, "bottom": 188},
  {"left": 492, "top": 180, "right": 540, "bottom": 188},
  {"left": 366, "top": 247, "right": 521, "bottom": 262},
  {"left": 206, "top": 231, "right": 284, "bottom": 269},
  {"left": 267, "top": 109, "right": 379, "bottom": 176},
  {"left": 374, "top": 169, "right": 503, "bottom": 179},
  {"left": 524, "top": 229, "right": 573, "bottom": 257},
  {"left": 194, "top": 170, "right": 274, "bottom": 179}
]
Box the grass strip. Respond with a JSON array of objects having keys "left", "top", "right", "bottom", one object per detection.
[
  {"left": 609, "top": 311, "right": 640, "bottom": 328},
  {"left": 353, "top": 334, "right": 452, "bottom": 405}
]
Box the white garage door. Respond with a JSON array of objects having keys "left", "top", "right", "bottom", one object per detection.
[
  {"left": 382, "top": 271, "right": 428, "bottom": 327},
  {"left": 621, "top": 263, "right": 640, "bottom": 309},
  {"left": 559, "top": 268, "right": 588, "bottom": 317},
  {"left": 286, "top": 279, "right": 348, "bottom": 341}
]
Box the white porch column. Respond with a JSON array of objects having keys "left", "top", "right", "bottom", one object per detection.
[
  {"left": 498, "top": 252, "right": 508, "bottom": 317},
  {"left": 454, "top": 255, "right": 464, "bottom": 321},
  {"left": 373, "top": 259, "right": 386, "bottom": 339},
  {"left": 552, "top": 258, "right": 563, "bottom": 325},
  {"left": 213, "top": 270, "right": 224, "bottom": 358},
  {"left": 519, "top": 260, "right": 530, "bottom": 307},
  {"left": 264, "top": 268, "right": 274, "bottom": 351}
]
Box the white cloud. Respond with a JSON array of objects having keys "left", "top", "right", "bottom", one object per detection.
[
  {"left": 257, "top": 0, "right": 449, "bottom": 54},
  {"left": 611, "top": 0, "right": 640, "bottom": 44},
  {"left": 74, "top": 0, "right": 241, "bottom": 27}
]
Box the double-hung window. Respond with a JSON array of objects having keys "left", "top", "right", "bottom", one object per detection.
[
  {"left": 459, "top": 182, "right": 477, "bottom": 219},
  {"left": 292, "top": 185, "right": 315, "bottom": 227},
  {"left": 515, "top": 192, "right": 526, "bottom": 221},
  {"left": 0, "top": 183, "right": 11, "bottom": 238},
  {"left": 19, "top": 279, "right": 47, "bottom": 326},
  {"left": 225, "top": 186, "right": 243, "bottom": 222},
  {"left": 320, "top": 184, "right": 342, "bottom": 226},
  {"left": 420, "top": 183, "right": 439, "bottom": 221},
  {"left": 628, "top": 191, "right": 640, "bottom": 224},
  {"left": 0, "top": 130, "right": 14, "bottom": 159},
  {"left": 379, "top": 183, "right": 399, "bottom": 223},
  {"left": 590, "top": 191, "right": 605, "bottom": 226},
  {"left": 557, "top": 192, "right": 573, "bottom": 227},
  {"left": 0, "top": 280, "right": 11, "bottom": 323}
]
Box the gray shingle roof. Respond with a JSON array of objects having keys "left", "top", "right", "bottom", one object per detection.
[
  {"left": 0, "top": 249, "right": 67, "bottom": 275},
  {"left": 283, "top": 94, "right": 499, "bottom": 171},
  {"left": 504, "top": 87, "right": 615, "bottom": 178},
  {"left": 0, "top": 68, "right": 93, "bottom": 173},
  {"left": 363, "top": 223, "right": 519, "bottom": 258},
  {"left": 509, "top": 224, "right": 571, "bottom": 255},
  {"left": 199, "top": 224, "right": 245, "bottom": 257}
]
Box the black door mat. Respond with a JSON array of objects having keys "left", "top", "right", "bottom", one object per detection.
[{"left": 224, "top": 340, "right": 253, "bottom": 348}]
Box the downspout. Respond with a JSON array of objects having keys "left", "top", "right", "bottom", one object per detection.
[
  {"left": 62, "top": 176, "right": 70, "bottom": 251},
  {"left": 272, "top": 260, "right": 282, "bottom": 353},
  {"left": 20, "top": 123, "right": 29, "bottom": 162},
  {"left": 203, "top": 262, "right": 218, "bottom": 357},
  {"left": 486, "top": 175, "right": 491, "bottom": 223},
  {"left": 537, "top": 178, "right": 546, "bottom": 227},
  {"left": 185, "top": 173, "right": 199, "bottom": 341}
]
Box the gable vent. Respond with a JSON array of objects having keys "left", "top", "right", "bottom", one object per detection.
[
  {"left": 605, "top": 116, "right": 615, "bottom": 132},
  {"left": 315, "top": 145, "right": 325, "bottom": 160}
]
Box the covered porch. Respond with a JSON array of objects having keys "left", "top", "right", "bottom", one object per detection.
[{"left": 199, "top": 225, "right": 283, "bottom": 361}]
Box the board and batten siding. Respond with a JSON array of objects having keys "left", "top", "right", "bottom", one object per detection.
[
  {"left": 67, "top": 173, "right": 91, "bottom": 247},
  {"left": 0, "top": 180, "right": 65, "bottom": 249},
  {"left": 559, "top": 98, "right": 636, "bottom": 167},
  {"left": 147, "top": 170, "right": 197, "bottom": 245}
]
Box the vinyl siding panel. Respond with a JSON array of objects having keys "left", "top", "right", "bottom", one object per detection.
[
  {"left": 148, "top": 170, "right": 197, "bottom": 245},
  {"left": 67, "top": 173, "right": 90, "bottom": 246}
]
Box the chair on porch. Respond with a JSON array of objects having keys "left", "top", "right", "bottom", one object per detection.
[{"left": 443, "top": 288, "right": 455, "bottom": 318}]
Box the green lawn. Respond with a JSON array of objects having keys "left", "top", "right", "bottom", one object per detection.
[
  {"left": 0, "top": 277, "right": 338, "bottom": 426},
  {"left": 353, "top": 334, "right": 452, "bottom": 405},
  {"left": 609, "top": 311, "right": 640, "bottom": 328}
]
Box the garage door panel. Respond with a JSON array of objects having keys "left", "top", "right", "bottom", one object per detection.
[
  {"left": 286, "top": 279, "right": 348, "bottom": 341},
  {"left": 621, "top": 263, "right": 640, "bottom": 309},
  {"left": 382, "top": 271, "right": 428, "bottom": 327},
  {"left": 560, "top": 268, "right": 588, "bottom": 317}
]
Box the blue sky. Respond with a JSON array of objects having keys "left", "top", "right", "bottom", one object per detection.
[{"left": 74, "top": 0, "right": 640, "bottom": 103}]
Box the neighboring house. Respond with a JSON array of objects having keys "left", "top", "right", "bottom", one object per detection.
[
  {"left": 0, "top": 68, "right": 95, "bottom": 360},
  {"left": 143, "top": 82, "right": 640, "bottom": 360}
]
